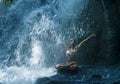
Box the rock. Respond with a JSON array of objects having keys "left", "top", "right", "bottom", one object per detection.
[
  {"left": 91, "top": 74, "right": 103, "bottom": 79},
  {"left": 35, "top": 67, "right": 120, "bottom": 84},
  {"left": 35, "top": 76, "right": 86, "bottom": 84},
  {"left": 35, "top": 77, "right": 51, "bottom": 84},
  {"left": 112, "top": 80, "right": 120, "bottom": 84}
]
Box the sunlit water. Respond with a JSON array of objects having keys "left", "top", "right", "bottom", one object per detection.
[
  {"left": 0, "top": 0, "right": 88, "bottom": 84},
  {"left": 0, "top": 66, "right": 56, "bottom": 84}
]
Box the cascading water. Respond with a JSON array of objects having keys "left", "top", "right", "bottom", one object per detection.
[{"left": 0, "top": 0, "right": 88, "bottom": 84}]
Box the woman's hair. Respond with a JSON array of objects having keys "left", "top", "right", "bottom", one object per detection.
[
  {"left": 69, "top": 38, "right": 75, "bottom": 49},
  {"left": 69, "top": 38, "right": 75, "bottom": 43}
]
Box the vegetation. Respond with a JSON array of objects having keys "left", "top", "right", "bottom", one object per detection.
[{"left": 3, "top": 0, "right": 13, "bottom": 7}]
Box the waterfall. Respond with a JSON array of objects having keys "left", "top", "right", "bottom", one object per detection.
[{"left": 0, "top": 0, "right": 88, "bottom": 84}]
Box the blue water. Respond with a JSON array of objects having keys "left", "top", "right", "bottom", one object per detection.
[{"left": 0, "top": 0, "right": 89, "bottom": 84}]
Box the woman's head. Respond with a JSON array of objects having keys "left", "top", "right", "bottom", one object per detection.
[{"left": 69, "top": 38, "right": 75, "bottom": 46}]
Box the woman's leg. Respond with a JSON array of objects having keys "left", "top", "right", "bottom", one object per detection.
[{"left": 55, "top": 64, "right": 64, "bottom": 69}]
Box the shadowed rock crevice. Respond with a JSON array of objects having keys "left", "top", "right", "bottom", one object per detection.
[{"left": 75, "top": 0, "right": 120, "bottom": 65}]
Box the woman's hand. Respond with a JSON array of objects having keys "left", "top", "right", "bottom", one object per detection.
[{"left": 61, "top": 43, "right": 68, "bottom": 50}]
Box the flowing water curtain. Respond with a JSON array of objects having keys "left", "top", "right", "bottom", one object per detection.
[
  {"left": 53, "top": 0, "right": 90, "bottom": 41},
  {"left": 0, "top": 0, "right": 58, "bottom": 83},
  {"left": 22, "top": 5, "right": 61, "bottom": 67},
  {"left": 3, "top": 0, "right": 90, "bottom": 67},
  {"left": 0, "top": 0, "right": 62, "bottom": 67},
  {"left": 1, "top": 0, "right": 48, "bottom": 66},
  {"left": 0, "top": 0, "right": 90, "bottom": 66},
  {"left": 0, "top": 0, "right": 92, "bottom": 83}
]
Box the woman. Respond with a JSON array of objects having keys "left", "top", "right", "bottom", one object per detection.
[{"left": 55, "top": 34, "right": 96, "bottom": 70}]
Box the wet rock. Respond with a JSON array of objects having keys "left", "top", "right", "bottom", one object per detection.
[
  {"left": 56, "top": 66, "right": 79, "bottom": 75},
  {"left": 35, "top": 77, "right": 51, "bottom": 84},
  {"left": 112, "top": 80, "right": 120, "bottom": 84},
  {"left": 34, "top": 77, "right": 59, "bottom": 84},
  {"left": 35, "top": 67, "right": 120, "bottom": 84},
  {"left": 35, "top": 76, "right": 85, "bottom": 84},
  {"left": 91, "top": 74, "right": 103, "bottom": 79}
]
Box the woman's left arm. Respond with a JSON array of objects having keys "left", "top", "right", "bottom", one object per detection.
[{"left": 75, "top": 34, "right": 96, "bottom": 51}]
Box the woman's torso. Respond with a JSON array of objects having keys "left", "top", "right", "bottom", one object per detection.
[{"left": 66, "top": 48, "right": 76, "bottom": 62}]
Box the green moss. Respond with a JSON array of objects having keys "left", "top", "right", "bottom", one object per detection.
[{"left": 3, "top": 0, "right": 13, "bottom": 7}]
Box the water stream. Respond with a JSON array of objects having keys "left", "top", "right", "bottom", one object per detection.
[{"left": 0, "top": 0, "right": 88, "bottom": 84}]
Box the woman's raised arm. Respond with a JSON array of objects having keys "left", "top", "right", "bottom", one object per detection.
[{"left": 75, "top": 34, "right": 96, "bottom": 51}]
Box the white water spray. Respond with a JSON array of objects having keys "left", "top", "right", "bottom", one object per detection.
[
  {"left": 30, "top": 41, "right": 42, "bottom": 65},
  {"left": 0, "top": 0, "right": 88, "bottom": 84}
]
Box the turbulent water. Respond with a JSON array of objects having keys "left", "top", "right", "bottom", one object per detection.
[{"left": 0, "top": 0, "right": 88, "bottom": 84}]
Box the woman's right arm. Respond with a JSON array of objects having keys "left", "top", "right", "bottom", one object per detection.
[{"left": 61, "top": 43, "right": 68, "bottom": 50}]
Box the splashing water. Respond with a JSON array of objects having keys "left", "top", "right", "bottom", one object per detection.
[
  {"left": 30, "top": 41, "right": 42, "bottom": 65},
  {"left": 0, "top": 0, "right": 88, "bottom": 84},
  {"left": 0, "top": 66, "right": 56, "bottom": 84}
]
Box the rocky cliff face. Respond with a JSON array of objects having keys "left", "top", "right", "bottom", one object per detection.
[{"left": 76, "top": 0, "right": 120, "bottom": 65}]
